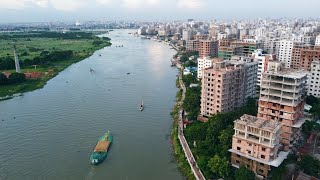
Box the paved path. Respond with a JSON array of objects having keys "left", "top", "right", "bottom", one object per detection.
[{"left": 176, "top": 65, "right": 206, "bottom": 180}]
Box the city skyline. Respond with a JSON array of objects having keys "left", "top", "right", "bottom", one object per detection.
[{"left": 1, "top": 0, "right": 320, "bottom": 23}]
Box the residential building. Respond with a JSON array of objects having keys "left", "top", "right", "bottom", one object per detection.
[
  {"left": 198, "top": 40, "right": 219, "bottom": 58},
  {"left": 230, "top": 115, "right": 287, "bottom": 178},
  {"left": 252, "top": 49, "right": 276, "bottom": 87},
  {"left": 182, "top": 29, "right": 192, "bottom": 41},
  {"left": 186, "top": 40, "right": 199, "bottom": 52},
  {"left": 291, "top": 45, "right": 320, "bottom": 71},
  {"left": 277, "top": 40, "right": 302, "bottom": 68},
  {"left": 308, "top": 60, "right": 320, "bottom": 97},
  {"left": 200, "top": 59, "right": 257, "bottom": 117},
  {"left": 258, "top": 62, "right": 308, "bottom": 150},
  {"left": 197, "top": 57, "right": 213, "bottom": 79},
  {"left": 315, "top": 35, "right": 320, "bottom": 46}
]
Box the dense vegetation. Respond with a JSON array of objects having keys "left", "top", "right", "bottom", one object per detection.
[
  {"left": 298, "top": 155, "right": 320, "bottom": 178},
  {"left": 182, "top": 74, "right": 201, "bottom": 120},
  {"left": 0, "top": 72, "right": 26, "bottom": 85},
  {"left": 305, "top": 95, "right": 320, "bottom": 119},
  {"left": 183, "top": 98, "right": 258, "bottom": 179}
]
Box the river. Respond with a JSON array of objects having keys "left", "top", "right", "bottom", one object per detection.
[{"left": 0, "top": 29, "right": 183, "bottom": 180}]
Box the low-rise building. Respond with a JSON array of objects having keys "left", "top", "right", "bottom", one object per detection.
[{"left": 230, "top": 114, "right": 287, "bottom": 179}]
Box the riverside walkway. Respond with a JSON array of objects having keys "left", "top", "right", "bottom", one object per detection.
[{"left": 177, "top": 67, "right": 206, "bottom": 180}]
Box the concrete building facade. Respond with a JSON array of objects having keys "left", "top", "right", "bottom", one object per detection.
[
  {"left": 308, "top": 60, "right": 320, "bottom": 97},
  {"left": 197, "top": 57, "right": 213, "bottom": 79},
  {"left": 258, "top": 62, "right": 308, "bottom": 150},
  {"left": 200, "top": 59, "right": 257, "bottom": 117},
  {"left": 291, "top": 45, "right": 320, "bottom": 71},
  {"left": 277, "top": 40, "right": 294, "bottom": 68},
  {"left": 230, "top": 115, "right": 286, "bottom": 178},
  {"left": 198, "top": 40, "right": 219, "bottom": 58},
  {"left": 186, "top": 40, "right": 199, "bottom": 52},
  {"left": 252, "top": 49, "right": 276, "bottom": 87}
]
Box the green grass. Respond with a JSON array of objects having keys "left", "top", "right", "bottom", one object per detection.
[{"left": 0, "top": 35, "right": 111, "bottom": 98}]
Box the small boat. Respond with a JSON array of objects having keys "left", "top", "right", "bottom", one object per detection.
[
  {"left": 139, "top": 99, "right": 144, "bottom": 111},
  {"left": 90, "top": 68, "right": 95, "bottom": 73},
  {"left": 90, "top": 131, "right": 113, "bottom": 165},
  {"left": 99, "top": 54, "right": 102, "bottom": 56}
]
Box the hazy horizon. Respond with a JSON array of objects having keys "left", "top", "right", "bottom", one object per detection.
[{"left": 0, "top": 0, "right": 320, "bottom": 23}]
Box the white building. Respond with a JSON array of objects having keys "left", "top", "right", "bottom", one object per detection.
[
  {"left": 138, "top": 27, "right": 147, "bottom": 35},
  {"left": 197, "top": 57, "right": 213, "bottom": 79},
  {"left": 316, "top": 35, "right": 320, "bottom": 46},
  {"left": 277, "top": 40, "right": 294, "bottom": 68},
  {"left": 182, "top": 29, "right": 192, "bottom": 41},
  {"left": 252, "top": 49, "right": 275, "bottom": 87},
  {"left": 308, "top": 60, "right": 320, "bottom": 97}
]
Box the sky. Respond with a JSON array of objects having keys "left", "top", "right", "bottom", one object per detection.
[{"left": 0, "top": 0, "right": 319, "bottom": 23}]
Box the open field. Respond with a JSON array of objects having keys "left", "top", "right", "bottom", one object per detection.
[{"left": 0, "top": 31, "right": 111, "bottom": 98}]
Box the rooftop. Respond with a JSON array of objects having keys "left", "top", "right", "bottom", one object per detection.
[
  {"left": 235, "top": 114, "right": 281, "bottom": 132},
  {"left": 265, "top": 68, "right": 308, "bottom": 79}
]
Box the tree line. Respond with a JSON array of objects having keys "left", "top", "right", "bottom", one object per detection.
[
  {"left": 0, "top": 31, "right": 97, "bottom": 40},
  {"left": 0, "top": 72, "right": 26, "bottom": 85},
  {"left": 0, "top": 50, "right": 74, "bottom": 70}
]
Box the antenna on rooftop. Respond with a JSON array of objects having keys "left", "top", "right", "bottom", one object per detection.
[{"left": 13, "top": 45, "right": 21, "bottom": 73}]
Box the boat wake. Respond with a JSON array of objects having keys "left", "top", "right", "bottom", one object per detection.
[{"left": 85, "top": 167, "right": 96, "bottom": 180}]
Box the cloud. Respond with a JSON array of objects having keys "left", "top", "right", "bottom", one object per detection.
[
  {"left": 31, "top": 0, "right": 49, "bottom": 8},
  {"left": 146, "top": 0, "right": 160, "bottom": 5},
  {"left": 177, "top": 0, "right": 204, "bottom": 9},
  {"left": 0, "top": 0, "right": 26, "bottom": 10},
  {"left": 96, "top": 0, "right": 112, "bottom": 5},
  {"left": 122, "top": 0, "right": 142, "bottom": 8},
  {"left": 50, "top": 0, "right": 86, "bottom": 11}
]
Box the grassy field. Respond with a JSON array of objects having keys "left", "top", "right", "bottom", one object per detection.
[{"left": 0, "top": 32, "right": 111, "bottom": 98}]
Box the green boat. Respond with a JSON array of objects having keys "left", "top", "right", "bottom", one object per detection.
[{"left": 90, "top": 131, "right": 113, "bottom": 165}]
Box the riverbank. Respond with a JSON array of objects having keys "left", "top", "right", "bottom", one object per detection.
[
  {"left": 0, "top": 32, "right": 111, "bottom": 99},
  {"left": 171, "top": 86, "right": 196, "bottom": 180}
]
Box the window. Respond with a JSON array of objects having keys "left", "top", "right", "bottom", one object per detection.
[
  {"left": 259, "top": 169, "right": 264, "bottom": 174},
  {"left": 237, "top": 147, "right": 241, "bottom": 151},
  {"left": 261, "top": 155, "right": 265, "bottom": 159},
  {"left": 237, "top": 139, "right": 241, "bottom": 143},
  {"left": 262, "top": 147, "right": 266, "bottom": 152},
  {"left": 236, "top": 160, "right": 240, "bottom": 164}
]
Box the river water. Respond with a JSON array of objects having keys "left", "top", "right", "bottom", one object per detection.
[{"left": 0, "top": 29, "right": 183, "bottom": 180}]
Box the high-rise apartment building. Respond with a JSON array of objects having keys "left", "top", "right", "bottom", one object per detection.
[
  {"left": 315, "top": 35, "right": 320, "bottom": 46},
  {"left": 308, "top": 60, "right": 320, "bottom": 97},
  {"left": 252, "top": 49, "right": 276, "bottom": 87},
  {"left": 186, "top": 40, "right": 199, "bottom": 52},
  {"left": 198, "top": 40, "right": 219, "bottom": 58},
  {"left": 182, "top": 29, "right": 192, "bottom": 41},
  {"left": 258, "top": 62, "right": 308, "bottom": 150},
  {"left": 230, "top": 115, "right": 287, "bottom": 178},
  {"left": 291, "top": 45, "right": 320, "bottom": 71},
  {"left": 197, "top": 57, "right": 213, "bottom": 79},
  {"left": 277, "top": 40, "right": 295, "bottom": 68},
  {"left": 200, "top": 59, "right": 257, "bottom": 117}
]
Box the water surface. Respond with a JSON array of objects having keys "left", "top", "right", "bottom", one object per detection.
[{"left": 0, "top": 29, "right": 183, "bottom": 180}]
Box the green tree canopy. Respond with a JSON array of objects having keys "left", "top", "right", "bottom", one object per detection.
[
  {"left": 299, "top": 155, "right": 320, "bottom": 178},
  {"left": 208, "top": 155, "right": 230, "bottom": 178},
  {"left": 9, "top": 72, "right": 26, "bottom": 84},
  {"left": 236, "top": 165, "right": 255, "bottom": 180},
  {"left": 0, "top": 73, "right": 8, "bottom": 85}
]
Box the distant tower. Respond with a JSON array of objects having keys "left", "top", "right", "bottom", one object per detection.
[{"left": 13, "top": 45, "right": 21, "bottom": 73}]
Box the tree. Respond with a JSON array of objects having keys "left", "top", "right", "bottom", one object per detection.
[
  {"left": 8, "top": 72, "right": 26, "bottom": 84},
  {"left": 236, "top": 165, "right": 255, "bottom": 180},
  {"left": 310, "top": 104, "right": 320, "bottom": 119},
  {"left": 306, "top": 95, "right": 319, "bottom": 106},
  {"left": 208, "top": 155, "right": 230, "bottom": 178},
  {"left": 0, "top": 73, "right": 8, "bottom": 85},
  {"left": 299, "top": 155, "right": 320, "bottom": 177}
]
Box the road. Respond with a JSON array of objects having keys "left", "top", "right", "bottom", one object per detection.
[{"left": 176, "top": 64, "right": 206, "bottom": 180}]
